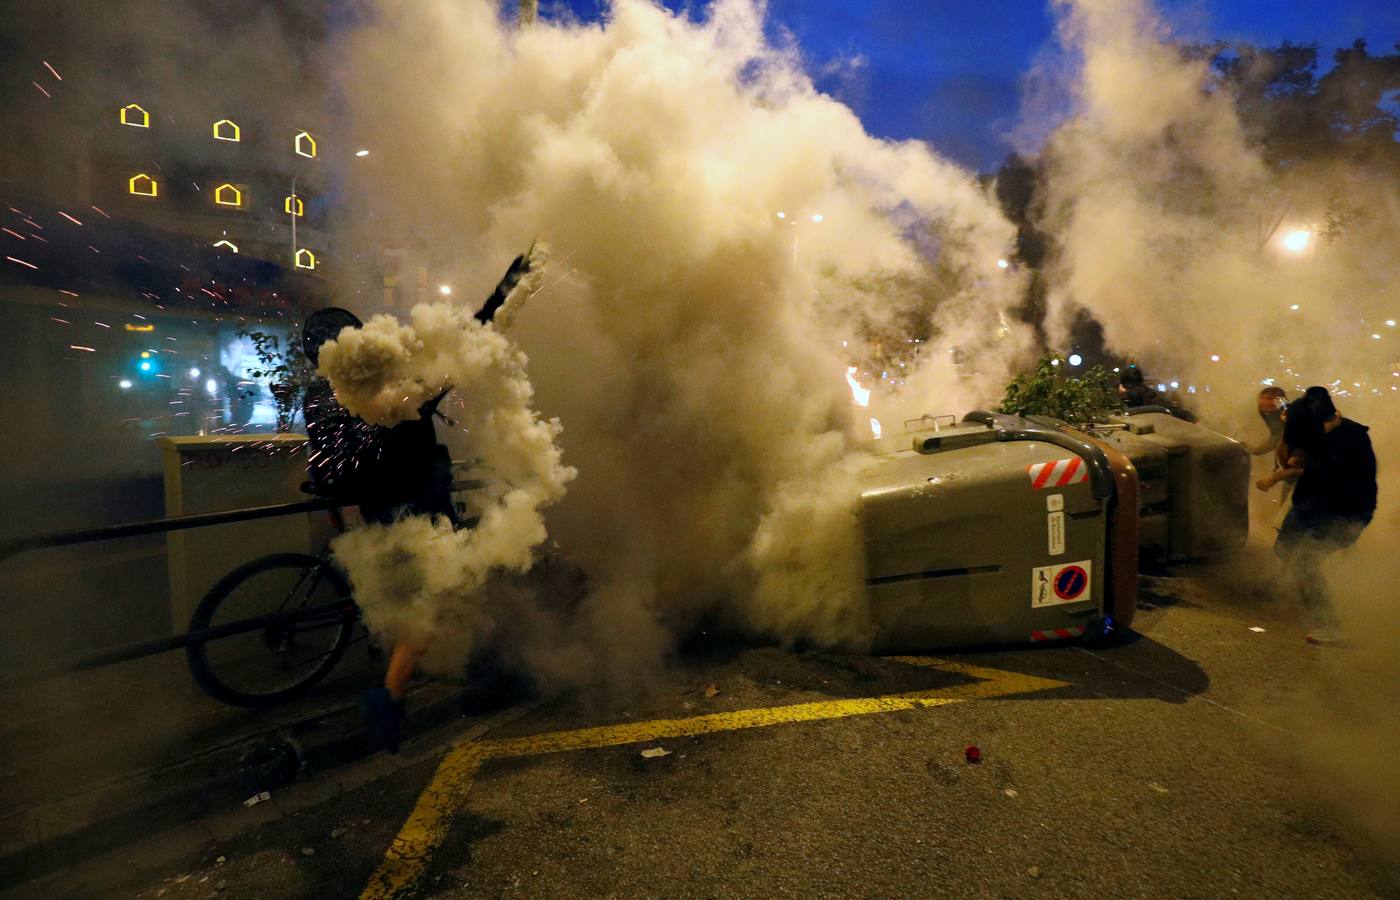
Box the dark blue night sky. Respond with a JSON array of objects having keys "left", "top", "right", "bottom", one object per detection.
[{"left": 550, "top": 1, "right": 1400, "bottom": 171}]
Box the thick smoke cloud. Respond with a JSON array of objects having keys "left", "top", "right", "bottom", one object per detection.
[
  {"left": 1038, "top": 0, "right": 1400, "bottom": 424},
  {"left": 333, "top": 0, "right": 1024, "bottom": 688},
  {"left": 1035, "top": 0, "right": 1400, "bottom": 861},
  {"left": 316, "top": 301, "right": 575, "bottom": 669}
]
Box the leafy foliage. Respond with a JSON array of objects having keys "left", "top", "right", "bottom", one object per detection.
[{"left": 998, "top": 356, "right": 1118, "bottom": 423}]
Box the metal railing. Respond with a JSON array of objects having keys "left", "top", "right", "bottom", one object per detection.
[{"left": 0, "top": 479, "right": 485, "bottom": 686}]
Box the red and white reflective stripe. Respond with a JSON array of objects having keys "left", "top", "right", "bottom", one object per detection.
[
  {"left": 1029, "top": 625, "right": 1086, "bottom": 642},
  {"left": 1026, "top": 457, "right": 1088, "bottom": 489}
]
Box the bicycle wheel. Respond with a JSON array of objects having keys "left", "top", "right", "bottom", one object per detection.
[{"left": 187, "top": 553, "right": 357, "bottom": 708}]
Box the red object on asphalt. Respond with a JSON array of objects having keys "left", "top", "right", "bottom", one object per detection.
[{"left": 965, "top": 745, "right": 982, "bottom": 764}]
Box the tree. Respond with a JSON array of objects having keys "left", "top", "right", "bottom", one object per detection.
[{"left": 998, "top": 356, "right": 1118, "bottom": 424}]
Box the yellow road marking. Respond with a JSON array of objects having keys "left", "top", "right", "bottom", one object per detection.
[{"left": 359, "top": 657, "right": 1067, "bottom": 899}]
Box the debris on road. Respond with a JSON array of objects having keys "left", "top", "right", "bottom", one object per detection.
[
  {"left": 1003, "top": 788, "right": 1019, "bottom": 798},
  {"left": 243, "top": 791, "right": 271, "bottom": 807},
  {"left": 1028, "top": 866, "right": 1041, "bottom": 879},
  {"left": 301, "top": 847, "right": 316, "bottom": 857},
  {"left": 1148, "top": 782, "right": 1170, "bottom": 794},
  {"left": 330, "top": 828, "right": 345, "bottom": 839},
  {"left": 640, "top": 747, "right": 671, "bottom": 759},
  {"left": 215, "top": 855, "right": 227, "bottom": 865},
  {"left": 965, "top": 745, "right": 982, "bottom": 764},
  {"left": 704, "top": 684, "right": 720, "bottom": 698},
  {"left": 1249, "top": 626, "right": 1266, "bottom": 633}
]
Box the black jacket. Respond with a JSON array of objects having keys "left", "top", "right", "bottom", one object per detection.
[
  {"left": 1294, "top": 418, "right": 1377, "bottom": 522},
  {"left": 303, "top": 383, "right": 455, "bottom": 525},
  {"left": 1324, "top": 419, "right": 1378, "bottom": 520}
]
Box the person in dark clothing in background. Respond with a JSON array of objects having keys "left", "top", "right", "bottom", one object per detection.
[
  {"left": 1117, "top": 366, "right": 1159, "bottom": 408},
  {"left": 1249, "top": 386, "right": 1288, "bottom": 456},
  {"left": 1266, "top": 386, "right": 1377, "bottom": 645}
]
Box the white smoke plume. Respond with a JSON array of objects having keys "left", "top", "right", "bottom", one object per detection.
[
  {"left": 1038, "top": 0, "right": 1400, "bottom": 426},
  {"left": 316, "top": 303, "right": 575, "bottom": 666},
  {"left": 332, "top": 0, "right": 1025, "bottom": 686},
  {"left": 1034, "top": 0, "right": 1400, "bottom": 862}
]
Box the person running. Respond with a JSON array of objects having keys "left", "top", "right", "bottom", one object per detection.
[
  {"left": 1262, "top": 387, "right": 1376, "bottom": 644},
  {"left": 301, "top": 250, "right": 536, "bottom": 751},
  {"left": 1249, "top": 386, "right": 1288, "bottom": 456}
]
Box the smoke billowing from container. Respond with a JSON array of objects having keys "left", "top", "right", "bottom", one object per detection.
[
  {"left": 1034, "top": 0, "right": 1400, "bottom": 859},
  {"left": 330, "top": 0, "right": 1026, "bottom": 689}
]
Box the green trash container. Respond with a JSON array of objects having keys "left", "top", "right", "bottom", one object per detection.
[
  {"left": 860, "top": 412, "right": 1137, "bottom": 652},
  {"left": 1096, "top": 410, "right": 1250, "bottom": 560}
]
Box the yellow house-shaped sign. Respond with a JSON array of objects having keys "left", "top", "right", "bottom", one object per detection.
[
  {"left": 128, "top": 173, "right": 158, "bottom": 197},
  {"left": 284, "top": 195, "right": 304, "bottom": 217},
  {"left": 213, "top": 119, "right": 241, "bottom": 142},
  {"left": 213, "top": 183, "right": 243, "bottom": 207},
  {"left": 294, "top": 131, "right": 317, "bottom": 158},
  {"left": 120, "top": 104, "right": 150, "bottom": 127},
  {"left": 294, "top": 248, "right": 317, "bottom": 270}
]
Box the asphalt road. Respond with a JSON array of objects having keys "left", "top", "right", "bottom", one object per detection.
[{"left": 33, "top": 560, "right": 1400, "bottom": 899}]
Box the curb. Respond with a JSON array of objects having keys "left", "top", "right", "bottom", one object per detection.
[{"left": 0, "top": 679, "right": 475, "bottom": 889}]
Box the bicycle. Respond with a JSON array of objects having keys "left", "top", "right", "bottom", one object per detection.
[
  {"left": 184, "top": 501, "right": 364, "bottom": 708},
  {"left": 185, "top": 473, "right": 481, "bottom": 708}
]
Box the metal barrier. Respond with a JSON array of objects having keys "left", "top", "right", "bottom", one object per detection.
[{"left": 0, "top": 479, "right": 485, "bottom": 686}]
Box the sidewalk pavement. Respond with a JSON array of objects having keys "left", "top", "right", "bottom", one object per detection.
[{"left": 0, "top": 644, "right": 473, "bottom": 889}]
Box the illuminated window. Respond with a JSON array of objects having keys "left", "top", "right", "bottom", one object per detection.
[
  {"left": 120, "top": 104, "right": 149, "bottom": 128},
  {"left": 284, "top": 194, "right": 304, "bottom": 217},
  {"left": 294, "top": 131, "right": 317, "bottom": 158},
  {"left": 212, "top": 119, "right": 240, "bottom": 142},
  {"left": 213, "top": 183, "right": 243, "bottom": 207},
  {"left": 294, "top": 248, "right": 317, "bottom": 270},
  {"left": 212, "top": 240, "right": 239, "bottom": 253},
  {"left": 128, "top": 173, "right": 158, "bottom": 197}
]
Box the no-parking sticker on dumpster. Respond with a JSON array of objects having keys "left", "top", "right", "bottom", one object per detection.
[{"left": 1031, "top": 560, "right": 1093, "bottom": 607}]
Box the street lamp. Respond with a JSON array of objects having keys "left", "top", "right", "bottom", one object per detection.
[{"left": 1281, "top": 229, "right": 1311, "bottom": 254}]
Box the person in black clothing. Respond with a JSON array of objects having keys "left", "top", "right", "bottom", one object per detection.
[
  {"left": 1267, "top": 386, "right": 1377, "bottom": 644},
  {"left": 1117, "top": 366, "right": 1159, "bottom": 408}
]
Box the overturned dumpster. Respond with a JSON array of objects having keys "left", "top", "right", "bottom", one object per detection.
[
  {"left": 859, "top": 412, "right": 1139, "bottom": 652},
  {"left": 1093, "top": 408, "right": 1250, "bottom": 561}
]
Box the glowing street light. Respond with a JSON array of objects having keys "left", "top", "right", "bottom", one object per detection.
[
  {"left": 1067, "top": 353, "right": 1083, "bottom": 367},
  {"left": 811, "top": 213, "right": 823, "bottom": 223},
  {"left": 438, "top": 284, "right": 452, "bottom": 296},
  {"left": 355, "top": 149, "right": 370, "bottom": 158},
  {"left": 118, "top": 379, "right": 133, "bottom": 389},
  {"left": 188, "top": 367, "right": 201, "bottom": 378},
  {"left": 996, "top": 259, "right": 1010, "bottom": 270},
  {"left": 776, "top": 211, "right": 786, "bottom": 219},
  {"left": 1281, "top": 229, "right": 1311, "bottom": 254}
]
